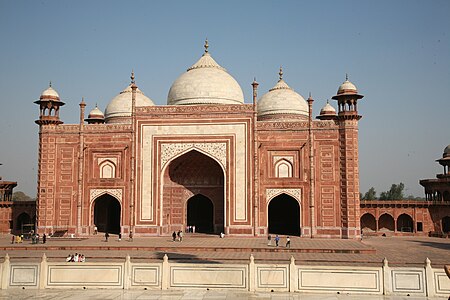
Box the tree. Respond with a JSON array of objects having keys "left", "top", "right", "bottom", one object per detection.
[
  {"left": 12, "top": 191, "right": 33, "bottom": 202},
  {"left": 362, "top": 187, "right": 377, "bottom": 200},
  {"left": 379, "top": 183, "right": 405, "bottom": 200}
]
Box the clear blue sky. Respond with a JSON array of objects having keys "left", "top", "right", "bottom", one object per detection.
[{"left": 0, "top": 0, "right": 449, "bottom": 198}]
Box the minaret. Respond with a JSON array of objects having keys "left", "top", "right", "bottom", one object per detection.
[
  {"left": 251, "top": 78, "right": 259, "bottom": 235},
  {"left": 307, "top": 93, "right": 316, "bottom": 238},
  {"left": 130, "top": 71, "right": 137, "bottom": 235},
  {"left": 332, "top": 75, "right": 364, "bottom": 239},
  {"left": 35, "top": 83, "right": 64, "bottom": 234},
  {"left": 77, "top": 98, "right": 86, "bottom": 236}
]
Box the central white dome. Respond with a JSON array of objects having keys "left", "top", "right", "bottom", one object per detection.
[{"left": 167, "top": 51, "right": 244, "bottom": 105}]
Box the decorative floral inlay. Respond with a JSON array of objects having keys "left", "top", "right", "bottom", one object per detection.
[
  {"left": 266, "top": 188, "right": 301, "bottom": 202},
  {"left": 90, "top": 188, "right": 122, "bottom": 203},
  {"left": 161, "top": 142, "right": 227, "bottom": 170}
]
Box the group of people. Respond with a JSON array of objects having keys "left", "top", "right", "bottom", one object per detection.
[
  {"left": 104, "top": 231, "right": 134, "bottom": 242},
  {"left": 66, "top": 253, "right": 85, "bottom": 262},
  {"left": 185, "top": 225, "right": 196, "bottom": 233},
  {"left": 267, "top": 234, "right": 291, "bottom": 248},
  {"left": 172, "top": 230, "right": 183, "bottom": 242},
  {"left": 11, "top": 232, "right": 48, "bottom": 244}
]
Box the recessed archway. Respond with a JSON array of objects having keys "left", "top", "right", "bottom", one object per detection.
[
  {"left": 16, "top": 212, "right": 31, "bottom": 232},
  {"left": 378, "top": 213, "right": 394, "bottom": 231},
  {"left": 361, "top": 213, "right": 376, "bottom": 231},
  {"left": 442, "top": 216, "right": 450, "bottom": 233},
  {"left": 93, "top": 194, "right": 121, "bottom": 234},
  {"left": 397, "top": 213, "right": 413, "bottom": 232},
  {"left": 187, "top": 194, "right": 214, "bottom": 233},
  {"left": 268, "top": 194, "right": 300, "bottom": 236},
  {"left": 163, "top": 149, "right": 224, "bottom": 234}
]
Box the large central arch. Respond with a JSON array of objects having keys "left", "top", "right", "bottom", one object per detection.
[
  {"left": 268, "top": 194, "right": 301, "bottom": 236},
  {"left": 163, "top": 149, "right": 224, "bottom": 234},
  {"left": 93, "top": 194, "right": 121, "bottom": 234}
]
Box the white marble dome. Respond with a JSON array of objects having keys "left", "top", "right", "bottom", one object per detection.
[
  {"left": 257, "top": 74, "right": 309, "bottom": 119},
  {"left": 320, "top": 100, "right": 336, "bottom": 115},
  {"left": 337, "top": 77, "right": 358, "bottom": 95},
  {"left": 105, "top": 84, "right": 154, "bottom": 123},
  {"left": 40, "top": 85, "right": 60, "bottom": 100},
  {"left": 444, "top": 145, "right": 450, "bottom": 157},
  {"left": 88, "top": 105, "right": 104, "bottom": 119},
  {"left": 167, "top": 51, "right": 244, "bottom": 105}
]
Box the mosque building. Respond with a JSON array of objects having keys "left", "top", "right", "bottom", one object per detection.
[{"left": 33, "top": 41, "right": 365, "bottom": 238}]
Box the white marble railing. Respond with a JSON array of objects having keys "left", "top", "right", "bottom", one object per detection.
[{"left": 0, "top": 254, "right": 449, "bottom": 298}]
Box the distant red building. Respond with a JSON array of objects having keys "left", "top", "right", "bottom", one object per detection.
[{"left": 361, "top": 145, "right": 450, "bottom": 236}]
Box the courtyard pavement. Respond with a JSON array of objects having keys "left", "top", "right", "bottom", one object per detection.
[{"left": 0, "top": 234, "right": 449, "bottom": 267}]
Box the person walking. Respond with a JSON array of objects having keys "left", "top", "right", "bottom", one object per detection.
[
  {"left": 285, "top": 236, "right": 290, "bottom": 248},
  {"left": 172, "top": 231, "right": 177, "bottom": 242},
  {"left": 267, "top": 234, "right": 272, "bottom": 246},
  {"left": 129, "top": 231, "right": 133, "bottom": 242},
  {"left": 275, "top": 235, "right": 280, "bottom": 247},
  {"left": 43, "top": 233, "right": 47, "bottom": 244},
  {"left": 179, "top": 230, "right": 183, "bottom": 242},
  {"left": 105, "top": 231, "right": 109, "bottom": 242},
  {"left": 118, "top": 233, "right": 122, "bottom": 242}
]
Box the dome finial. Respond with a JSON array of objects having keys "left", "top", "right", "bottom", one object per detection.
[
  {"left": 345, "top": 73, "right": 349, "bottom": 81},
  {"left": 130, "top": 70, "right": 135, "bottom": 84},
  {"left": 279, "top": 66, "right": 283, "bottom": 81},
  {"left": 204, "top": 38, "right": 209, "bottom": 53},
  {"left": 49, "top": 81, "right": 52, "bottom": 87}
]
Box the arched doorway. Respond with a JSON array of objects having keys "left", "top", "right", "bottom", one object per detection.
[
  {"left": 397, "top": 214, "right": 413, "bottom": 232},
  {"left": 16, "top": 212, "right": 32, "bottom": 233},
  {"left": 93, "top": 194, "right": 121, "bottom": 234},
  {"left": 378, "top": 213, "right": 394, "bottom": 232},
  {"left": 361, "top": 213, "right": 376, "bottom": 232},
  {"left": 442, "top": 216, "right": 450, "bottom": 233},
  {"left": 187, "top": 194, "right": 214, "bottom": 233},
  {"left": 268, "top": 194, "right": 300, "bottom": 236}
]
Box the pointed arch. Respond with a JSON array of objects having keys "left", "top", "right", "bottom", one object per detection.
[
  {"left": 378, "top": 213, "right": 394, "bottom": 231},
  {"left": 92, "top": 193, "right": 121, "bottom": 234},
  {"left": 361, "top": 213, "right": 376, "bottom": 231},
  {"left": 99, "top": 160, "right": 116, "bottom": 178},
  {"left": 397, "top": 213, "right": 413, "bottom": 232},
  {"left": 187, "top": 194, "right": 214, "bottom": 233},
  {"left": 274, "top": 159, "right": 293, "bottom": 178},
  {"left": 161, "top": 149, "right": 225, "bottom": 234},
  {"left": 267, "top": 193, "right": 301, "bottom": 236}
]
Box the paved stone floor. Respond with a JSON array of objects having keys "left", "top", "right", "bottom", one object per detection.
[
  {"left": 0, "top": 234, "right": 449, "bottom": 267},
  {"left": 0, "top": 289, "right": 441, "bottom": 300}
]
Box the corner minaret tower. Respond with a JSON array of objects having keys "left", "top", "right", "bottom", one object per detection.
[
  {"left": 34, "top": 82, "right": 65, "bottom": 125},
  {"left": 332, "top": 75, "right": 364, "bottom": 239}
]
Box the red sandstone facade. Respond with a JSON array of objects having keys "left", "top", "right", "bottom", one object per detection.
[
  {"left": 29, "top": 62, "right": 450, "bottom": 239},
  {"left": 32, "top": 46, "right": 367, "bottom": 239}
]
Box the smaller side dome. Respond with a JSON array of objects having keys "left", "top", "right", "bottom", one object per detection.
[
  {"left": 337, "top": 74, "right": 358, "bottom": 96},
  {"left": 85, "top": 105, "right": 105, "bottom": 124},
  {"left": 444, "top": 145, "right": 450, "bottom": 158},
  {"left": 317, "top": 100, "right": 336, "bottom": 120},
  {"left": 40, "top": 82, "right": 60, "bottom": 101},
  {"left": 104, "top": 84, "right": 154, "bottom": 124},
  {"left": 257, "top": 67, "right": 309, "bottom": 121}
]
